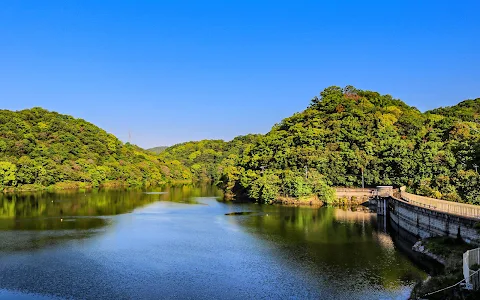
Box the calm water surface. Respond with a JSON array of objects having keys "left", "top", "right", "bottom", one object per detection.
[{"left": 0, "top": 186, "right": 426, "bottom": 299}]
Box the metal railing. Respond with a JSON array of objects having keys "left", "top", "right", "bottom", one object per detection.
[
  {"left": 400, "top": 191, "right": 480, "bottom": 219},
  {"left": 334, "top": 188, "right": 375, "bottom": 192},
  {"left": 464, "top": 248, "right": 480, "bottom": 290}
]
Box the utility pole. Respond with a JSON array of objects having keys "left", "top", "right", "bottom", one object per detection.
[
  {"left": 361, "top": 167, "right": 365, "bottom": 189},
  {"left": 461, "top": 159, "right": 466, "bottom": 169},
  {"left": 474, "top": 164, "right": 479, "bottom": 173},
  {"left": 260, "top": 166, "right": 266, "bottom": 174}
]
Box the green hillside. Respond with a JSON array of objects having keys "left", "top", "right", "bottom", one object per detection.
[
  {"left": 0, "top": 107, "right": 191, "bottom": 191},
  {"left": 215, "top": 86, "right": 480, "bottom": 204},
  {"left": 427, "top": 98, "right": 480, "bottom": 121},
  {"left": 158, "top": 135, "right": 261, "bottom": 183},
  {"left": 3, "top": 87, "right": 480, "bottom": 204},
  {"left": 147, "top": 86, "right": 480, "bottom": 205}
]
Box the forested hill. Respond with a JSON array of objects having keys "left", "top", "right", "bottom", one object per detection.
[
  {"left": 3, "top": 87, "right": 480, "bottom": 204},
  {"left": 161, "top": 86, "right": 480, "bottom": 205},
  {"left": 0, "top": 107, "right": 192, "bottom": 191},
  {"left": 427, "top": 98, "right": 480, "bottom": 121},
  {"left": 158, "top": 135, "right": 262, "bottom": 182}
]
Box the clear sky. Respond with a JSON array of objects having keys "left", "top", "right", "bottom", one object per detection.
[{"left": 1, "top": 1, "right": 479, "bottom": 148}]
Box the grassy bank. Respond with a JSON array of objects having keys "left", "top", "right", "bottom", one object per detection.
[
  {"left": 272, "top": 195, "right": 324, "bottom": 206},
  {"left": 225, "top": 193, "right": 370, "bottom": 209}
]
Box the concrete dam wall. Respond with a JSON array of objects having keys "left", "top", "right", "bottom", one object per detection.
[
  {"left": 374, "top": 191, "right": 480, "bottom": 244},
  {"left": 336, "top": 186, "right": 480, "bottom": 244}
]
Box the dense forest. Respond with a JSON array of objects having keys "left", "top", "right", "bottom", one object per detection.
[
  {"left": 158, "top": 136, "right": 261, "bottom": 182},
  {"left": 2, "top": 86, "right": 480, "bottom": 205},
  {"left": 159, "top": 86, "right": 480, "bottom": 205}
]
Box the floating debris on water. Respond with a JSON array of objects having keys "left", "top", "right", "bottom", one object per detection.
[{"left": 225, "top": 212, "right": 254, "bottom": 216}]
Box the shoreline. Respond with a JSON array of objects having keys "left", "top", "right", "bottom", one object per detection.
[
  {"left": 409, "top": 237, "right": 479, "bottom": 299},
  {"left": 1, "top": 180, "right": 202, "bottom": 194}
]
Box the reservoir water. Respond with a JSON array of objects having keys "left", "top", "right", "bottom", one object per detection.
[{"left": 0, "top": 185, "right": 426, "bottom": 299}]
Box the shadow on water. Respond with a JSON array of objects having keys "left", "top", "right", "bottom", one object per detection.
[
  {"left": 0, "top": 217, "right": 108, "bottom": 231},
  {"left": 0, "top": 229, "right": 103, "bottom": 253},
  {"left": 385, "top": 215, "right": 444, "bottom": 276}
]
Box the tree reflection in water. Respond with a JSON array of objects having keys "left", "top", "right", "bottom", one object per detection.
[{"left": 0, "top": 184, "right": 221, "bottom": 252}]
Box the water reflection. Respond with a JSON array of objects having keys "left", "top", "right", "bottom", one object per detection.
[
  {"left": 153, "top": 184, "right": 222, "bottom": 203},
  {"left": 0, "top": 185, "right": 220, "bottom": 253},
  {"left": 0, "top": 186, "right": 427, "bottom": 299},
  {"left": 0, "top": 190, "right": 153, "bottom": 220},
  {"left": 0, "top": 184, "right": 221, "bottom": 222},
  {"left": 229, "top": 205, "right": 426, "bottom": 293}
]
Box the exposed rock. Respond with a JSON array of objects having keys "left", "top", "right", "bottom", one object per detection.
[{"left": 412, "top": 240, "right": 446, "bottom": 265}]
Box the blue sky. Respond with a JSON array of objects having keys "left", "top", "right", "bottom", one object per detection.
[{"left": 1, "top": 1, "right": 479, "bottom": 148}]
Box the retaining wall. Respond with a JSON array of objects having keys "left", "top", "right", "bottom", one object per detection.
[
  {"left": 334, "top": 188, "right": 375, "bottom": 201},
  {"left": 387, "top": 197, "right": 480, "bottom": 244}
]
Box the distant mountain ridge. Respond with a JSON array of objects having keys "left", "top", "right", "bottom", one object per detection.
[{"left": 147, "top": 146, "right": 169, "bottom": 154}]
